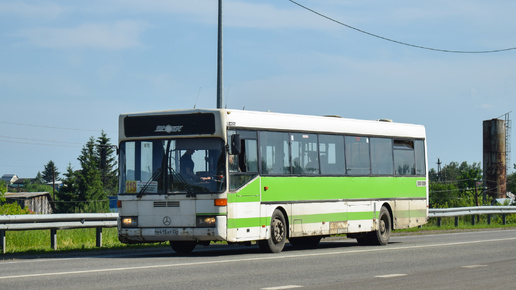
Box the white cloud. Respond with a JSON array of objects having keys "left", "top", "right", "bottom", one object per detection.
[
  {"left": 14, "top": 21, "right": 150, "bottom": 50},
  {"left": 98, "top": 0, "right": 334, "bottom": 30},
  {"left": 0, "top": 1, "right": 66, "bottom": 19}
]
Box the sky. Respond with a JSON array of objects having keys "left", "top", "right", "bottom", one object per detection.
[{"left": 1, "top": 0, "right": 515, "bottom": 179}]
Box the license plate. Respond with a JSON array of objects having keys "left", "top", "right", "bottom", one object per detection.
[{"left": 155, "top": 229, "right": 178, "bottom": 235}]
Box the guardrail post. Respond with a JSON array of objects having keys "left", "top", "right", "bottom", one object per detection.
[
  {"left": 96, "top": 227, "right": 103, "bottom": 248},
  {"left": 51, "top": 229, "right": 57, "bottom": 250},
  {"left": 503, "top": 214, "right": 507, "bottom": 225},
  {"left": 487, "top": 214, "right": 491, "bottom": 225},
  {"left": 455, "top": 217, "right": 459, "bottom": 227},
  {"left": 471, "top": 215, "right": 476, "bottom": 226},
  {"left": 437, "top": 217, "right": 442, "bottom": 227},
  {"left": 1, "top": 230, "right": 5, "bottom": 254}
]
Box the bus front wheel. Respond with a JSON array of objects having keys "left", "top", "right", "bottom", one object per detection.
[{"left": 258, "top": 209, "right": 287, "bottom": 253}]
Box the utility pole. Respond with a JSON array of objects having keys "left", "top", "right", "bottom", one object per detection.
[
  {"left": 216, "top": 0, "right": 223, "bottom": 109},
  {"left": 437, "top": 158, "right": 442, "bottom": 181},
  {"left": 52, "top": 163, "right": 56, "bottom": 201}
]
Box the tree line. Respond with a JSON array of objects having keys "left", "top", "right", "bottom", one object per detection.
[
  {"left": 1, "top": 131, "right": 117, "bottom": 214},
  {"left": 3, "top": 147, "right": 516, "bottom": 213},
  {"left": 430, "top": 161, "right": 516, "bottom": 208}
]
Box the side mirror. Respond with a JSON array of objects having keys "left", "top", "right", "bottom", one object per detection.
[{"left": 231, "top": 134, "right": 241, "bottom": 155}]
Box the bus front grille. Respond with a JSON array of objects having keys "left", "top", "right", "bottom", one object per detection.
[{"left": 153, "top": 201, "right": 180, "bottom": 208}]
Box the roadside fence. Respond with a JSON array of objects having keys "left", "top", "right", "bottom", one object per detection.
[
  {"left": 2, "top": 207, "right": 516, "bottom": 254},
  {"left": 0, "top": 213, "right": 117, "bottom": 254}
]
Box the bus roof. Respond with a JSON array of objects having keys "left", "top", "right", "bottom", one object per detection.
[
  {"left": 225, "top": 109, "right": 425, "bottom": 139},
  {"left": 120, "top": 109, "right": 426, "bottom": 139}
]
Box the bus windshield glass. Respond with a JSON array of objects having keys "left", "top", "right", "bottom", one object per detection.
[{"left": 119, "top": 138, "right": 226, "bottom": 195}]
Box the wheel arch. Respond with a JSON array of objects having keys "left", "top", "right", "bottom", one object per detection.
[
  {"left": 380, "top": 202, "right": 394, "bottom": 231},
  {"left": 272, "top": 206, "right": 290, "bottom": 238}
]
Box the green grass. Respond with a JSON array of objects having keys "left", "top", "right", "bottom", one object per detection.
[
  {"left": 2, "top": 228, "right": 166, "bottom": 255},
  {"left": 397, "top": 215, "right": 516, "bottom": 233},
  {"left": 3, "top": 214, "right": 516, "bottom": 255}
]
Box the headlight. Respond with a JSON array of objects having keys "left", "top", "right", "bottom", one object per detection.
[
  {"left": 196, "top": 216, "right": 216, "bottom": 227},
  {"left": 121, "top": 216, "right": 138, "bottom": 228}
]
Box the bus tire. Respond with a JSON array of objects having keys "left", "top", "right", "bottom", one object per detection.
[
  {"left": 258, "top": 209, "right": 287, "bottom": 253},
  {"left": 372, "top": 206, "right": 391, "bottom": 245},
  {"left": 170, "top": 241, "right": 197, "bottom": 254}
]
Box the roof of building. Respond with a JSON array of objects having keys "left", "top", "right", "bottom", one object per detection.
[
  {"left": 5, "top": 192, "right": 53, "bottom": 199},
  {"left": 1, "top": 174, "right": 19, "bottom": 184}
]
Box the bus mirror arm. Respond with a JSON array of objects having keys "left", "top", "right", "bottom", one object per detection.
[{"left": 231, "top": 134, "right": 241, "bottom": 155}]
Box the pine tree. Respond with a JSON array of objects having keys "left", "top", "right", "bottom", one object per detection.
[
  {"left": 34, "top": 172, "right": 44, "bottom": 184},
  {"left": 42, "top": 160, "right": 60, "bottom": 183},
  {"left": 77, "top": 137, "right": 109, "bottom": 212},
  {"left": 55, "top": 164, "right": 80, "bottom": 213},
  {"left": 96, "top": 131, "right": 118, "bottom": 196}
]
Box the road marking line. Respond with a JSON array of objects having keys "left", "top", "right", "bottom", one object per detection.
[
  {"left": 1, "top": 237, "right": 515, "bottom": 280},
  {"left": 376, "top": 274, "right": 407, "bottom": 278},
  {"left": 261, "top": 285, "right": 303, "bottom": 290},
  {"left": 462, "top": 265, "right": 488, "bottom": 269}
]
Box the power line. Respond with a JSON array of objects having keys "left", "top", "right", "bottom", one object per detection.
[
  {"left": 0, "top": 121, "right": 116, "bottom": 133},
  {"left": 288, "top": 0, "right": 516, "bottom": 54},
  {"left": 0, "top": 135, "right": 83, "bottom": 148}
]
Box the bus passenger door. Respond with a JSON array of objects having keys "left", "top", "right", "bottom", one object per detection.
[{"left": 227, "top": 133, "right": 261, "bottom": 241}]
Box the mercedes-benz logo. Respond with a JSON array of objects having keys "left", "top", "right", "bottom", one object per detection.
[{"left": 163, "top": 216, "right": 172, "bottom": 226}]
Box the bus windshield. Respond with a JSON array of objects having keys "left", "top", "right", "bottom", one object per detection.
[{"left": 119, "top": 138, "right": 226, "bottom": 195}]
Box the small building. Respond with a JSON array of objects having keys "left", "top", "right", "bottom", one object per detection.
[
  {"left": 4, "top": 192, "right": 55, "bottom": 214},
  {"left": 1, "top": 174, "right": 19, "bottom": 185}
]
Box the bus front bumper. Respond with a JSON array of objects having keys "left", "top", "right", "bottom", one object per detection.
[{"left": 118, "top": 216, "right": 227, "bottom": 244}]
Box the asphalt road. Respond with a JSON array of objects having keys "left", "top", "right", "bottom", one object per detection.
[{"left": 1, "top": 229, "right": 516, "bottom": 289}]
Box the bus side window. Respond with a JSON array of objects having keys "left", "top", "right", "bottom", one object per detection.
[
  {"left": 228, "top": 131, "right": 258, "bottom": 173},
  {"left": 291, "top": 133, "right": 319, "bottom": 175},
  {"left": 393, "top": 140, "right": 416, "bottom": 175},
  {"left": 319, "top": 135, "right": 345, "bottom": 175},
  {"left": 259, "top": 131, "right": 290, "bottom": 174},
  {"left": 370, "top": 138, "right": 394, "bottom": 175},
  {"left": 345, "top": 136, "right": 371, "bottom": 175},
  {"left": 243, "top": 139, "right": 258, "bottom": 172},
  {"left": 414, "top": 140, "right": 426, "bottom": 176}
]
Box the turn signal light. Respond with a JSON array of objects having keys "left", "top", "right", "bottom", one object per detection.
[{"left": 214, "top": 198, "right": 227, "bottom": 206}]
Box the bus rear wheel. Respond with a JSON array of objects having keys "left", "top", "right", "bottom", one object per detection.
[
  {"left": 374, "top": 206, "right": 391, "bottom": 245},
  {"left": 357, "top": 206, "right": 391, "bottom": 246},
  {"left": 258, "top": 209, "right": 287, "bottom": 253},
  {"left": 170, "top": 241, "right": 197, "bottom": 254}
]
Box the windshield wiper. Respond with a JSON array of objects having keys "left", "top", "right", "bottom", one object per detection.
[
  {"left": 168, "top": 165, "right": 196, "bottom": 197},
  {"left": 136, "top": 168, "right": 162, "bottom": 198}
]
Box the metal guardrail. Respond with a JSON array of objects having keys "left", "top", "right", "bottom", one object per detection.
[
  {"left": 0, "top": 213, "right": 118, "bottom": 254},
  {"left": 429, "top": 206, "right": 516, "bottom": 227},
  {"left": 1, "top": 207, "right": 515, "bottom": 254},
  {"left": 429, "top": 206, "right": 516, "bottom": 217}
]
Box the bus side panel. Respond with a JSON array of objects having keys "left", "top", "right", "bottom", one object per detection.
[
  {"left": 393, "top": 199, "right": 428, "bottom": 229},
  {"left": 346, "top": 201, "right": 375, "bottom": 233},
  {"left": 227, "top": 178, "right": 262, "bottom": 242},
  {"left": 409, "top": 199, "right": 428, "bottom": 227},
  {"left": 290, "top": 202, "right": 348, "bottom": 237}
]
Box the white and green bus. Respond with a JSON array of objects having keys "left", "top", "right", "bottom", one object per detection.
[{"left": 117, "top": 109, "right": 428, "bottom": 253}]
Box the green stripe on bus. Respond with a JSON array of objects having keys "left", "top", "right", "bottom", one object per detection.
[
  {"left": 261, "top": 176, "right": 426, "bottom": 202},
  {"left": 227, "top": 211, "right": 380, "bottom": 229},
  {"left": 228, "top": 176, "right": 426, "bottom": 203},
  {"left": 228, "top": 178, "right": 261, "bottom": 203},
  {"left": 227, "top": 217, "right": 262, "bottom": 229},
  {"left": 226, "top": 208, "right": 426, "bottom": 229}
]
